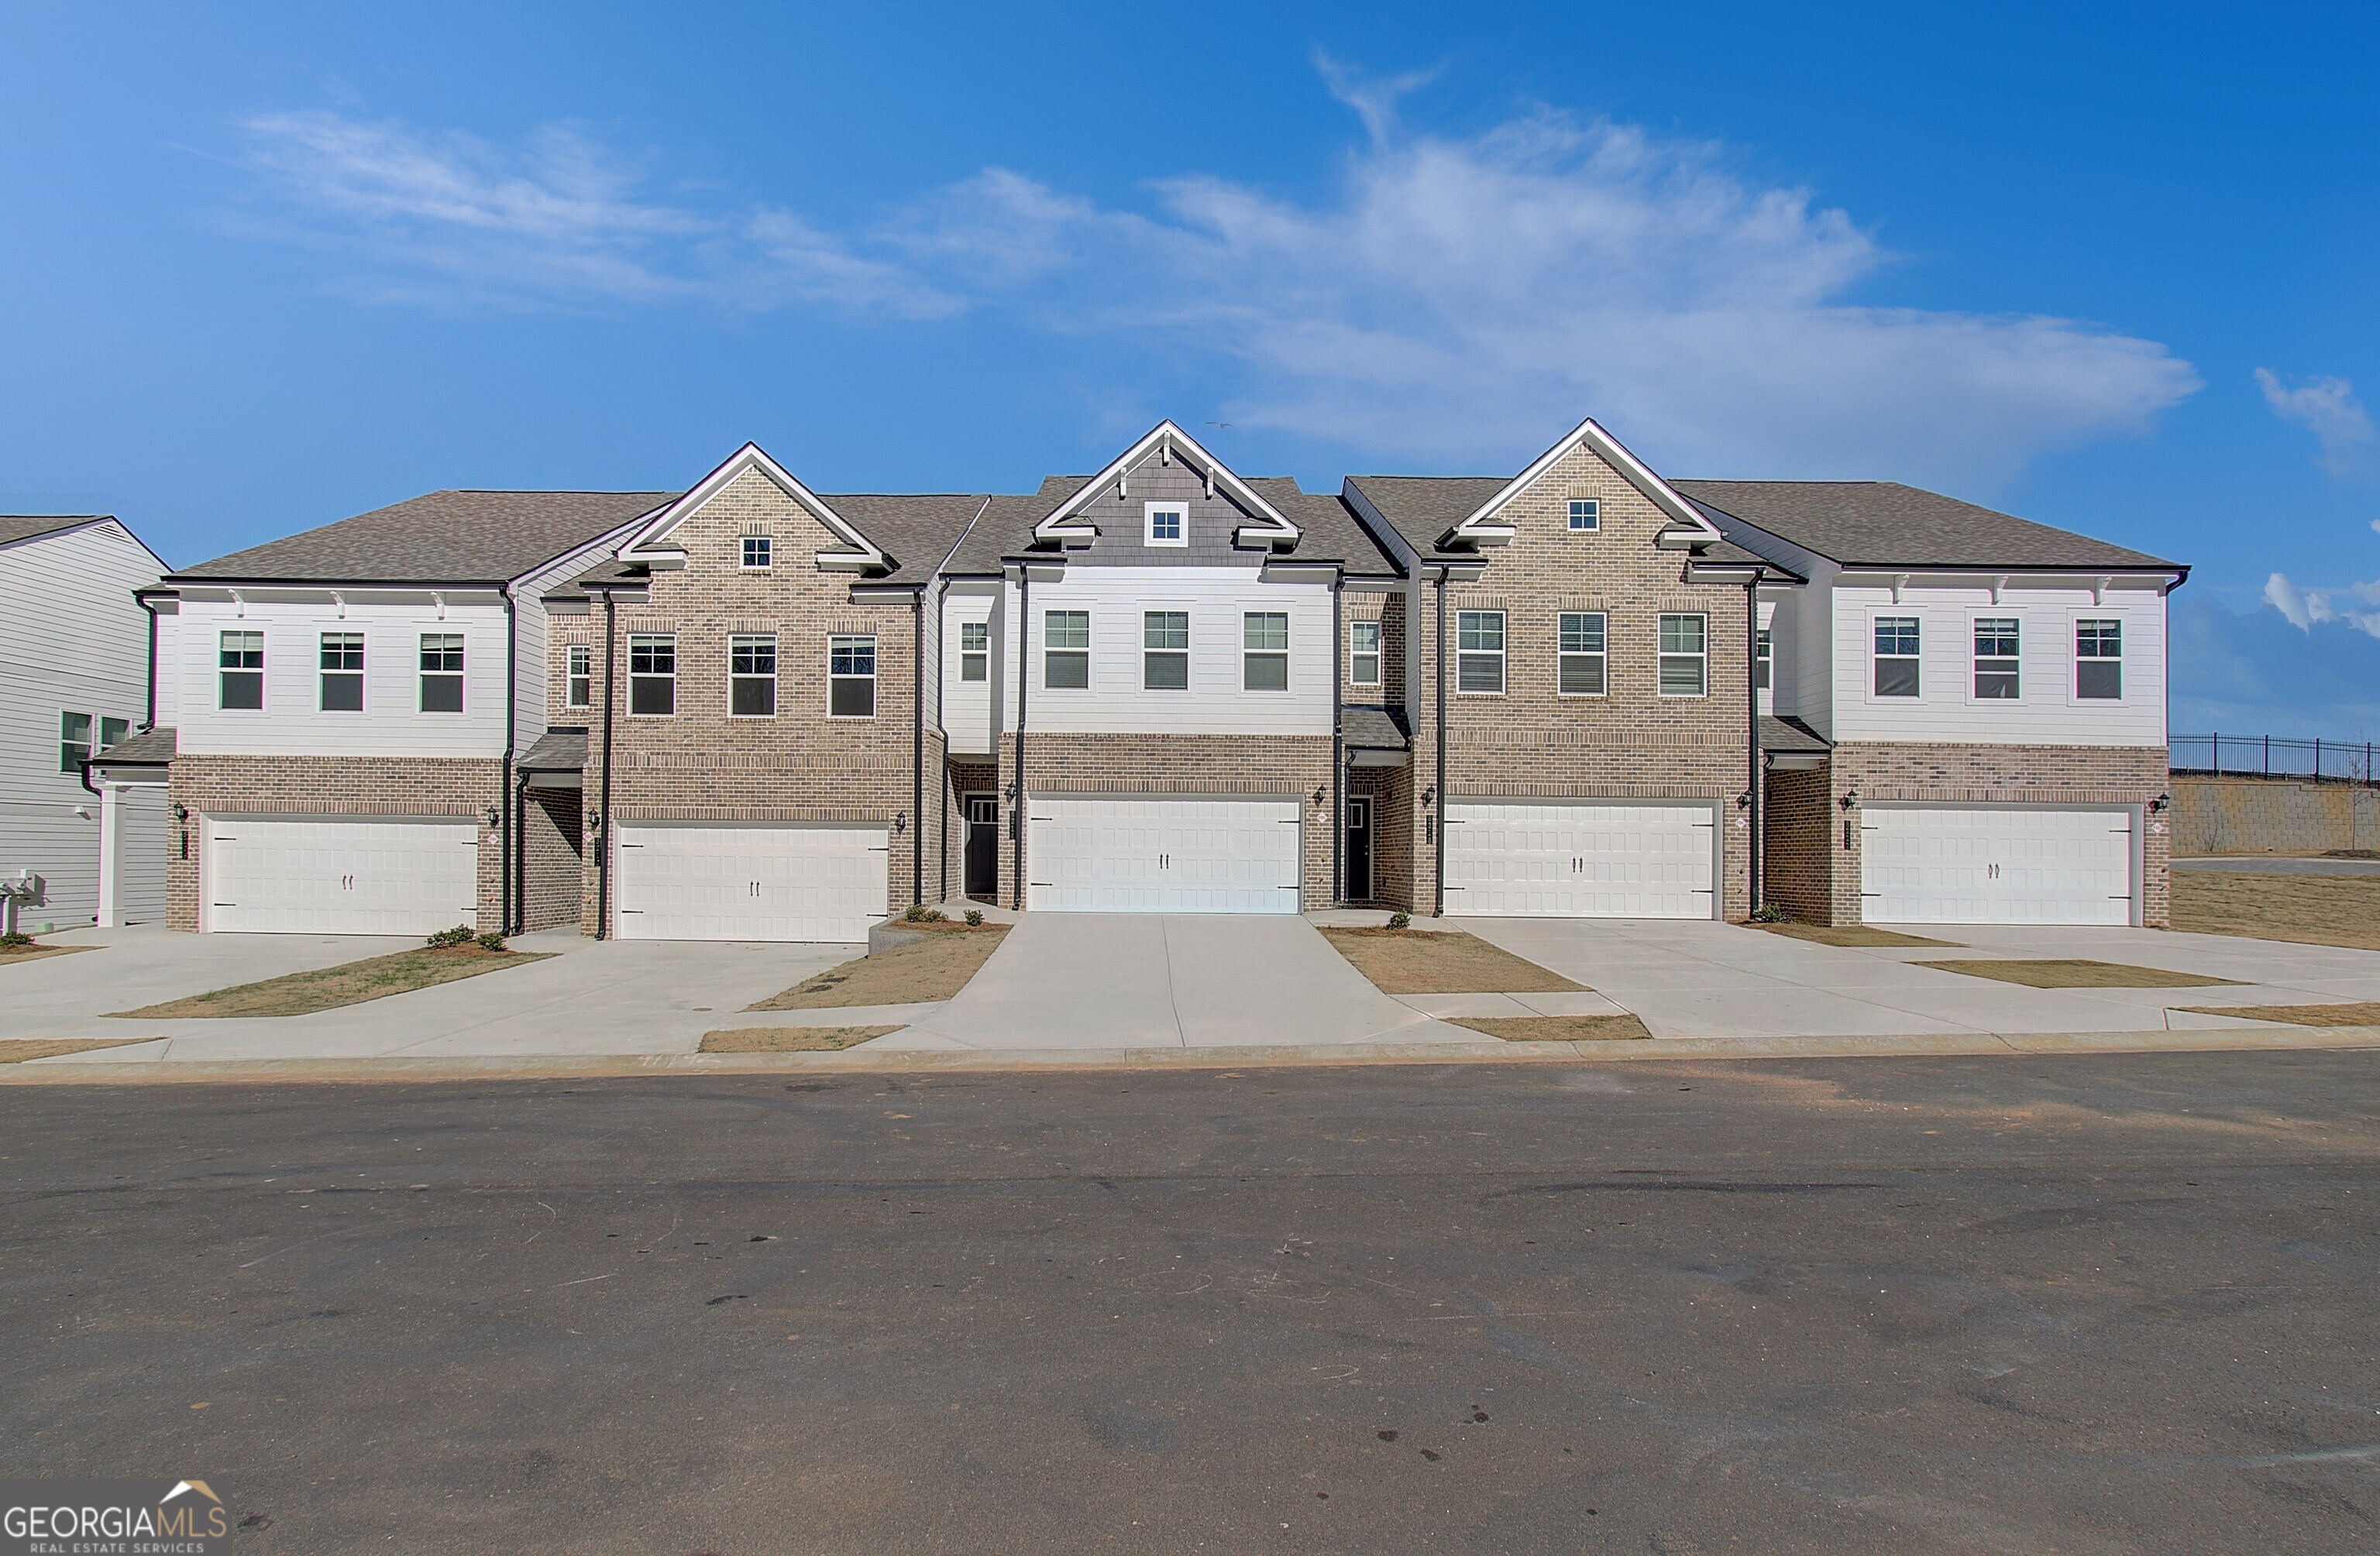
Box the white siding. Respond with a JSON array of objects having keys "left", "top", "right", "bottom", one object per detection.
[
  {"left": 940, "top": 584, "right": 1001, "bottom": 755},
  {"left": 1826, "top": 581, "right": 2167, "bottom": 747},
  {"left": 152, "top": 607, "right": 182, "bottom": 728},
  {"left": 1003, "top": 568, "right": 1333, "bottom": 737},
  {"left": 511, "top": 524, "right": 645, "bottom": 744}
]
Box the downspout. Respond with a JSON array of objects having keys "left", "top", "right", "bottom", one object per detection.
[
  {"left": 500, "top": 586, "right": 518, "bottom": 936},
  {"left": 1332, "top": 572, "right": 1344, "bottom": 906},
  {"left": 1745, "top": 577, "right": 1762, "bottom": 919},
  {"left": 1434, "top": 566, "right": 1448, "bottom": 920},
  {"left": 137, "top": 593, "right": 160, "bottom": 728},
  {"left": 912, "top": 589, "right": 924, "bottom": 909},
  {"left": 517, "top": 768, "right": 531, "bottom": 937},
  {"left": 595, "top": 591, "right": 618, "bottom": 939},
  {"left": 1013, "top": 568, "right": 1029, "bottom": 912},
  {"left": 936, "top": 575, "right": 951, "bottom": 904}
]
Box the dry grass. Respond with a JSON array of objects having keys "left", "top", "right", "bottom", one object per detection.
[
  {"left": 1914, "top": 958, "right": 2242, "bottom": 989},
  {"left": 2173, "top": 1001, "right": 2380, "bottom": 1028},
  {"left": 1319, "top": 927, "right": 1584, "bottom": 994},
  {"left": 1446, "top": 1013, "right": 1653, "bottom": 1042},
  {"left": 0, "top": 1037, "right": 157, "bottom": 1063},
  {"left": 0, "top": 943, "right": 95, "bottom": 966},
  {"left": 1752, "top": 924, "right": 1958, "bottom": 949},
  {"left": 700, "top": 1025, "right": 903, "bottom": 1053},
  {"left": 748, "top": 925, "right": 1009, "bottom": 1010},
  {"left": 108, "top": 946, "right": 556, "bottom": 1018},
  {"left": 2171, "top": 871, "right": 2380, "bottom": 952}
]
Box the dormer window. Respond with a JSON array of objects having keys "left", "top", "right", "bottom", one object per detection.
[
  {"left": 741, "top": 535, "right": 773, "bottom": 570},
  {"left": 1568, "top": 499, "right": 1600, "bottom": 532},
  {"left": 1144, "top": 503, "right": 1187, "bottom": 548}
]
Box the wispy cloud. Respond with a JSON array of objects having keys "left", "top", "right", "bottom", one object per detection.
[
  {"left": 236, "top": 93, "right": 2202, "bottom": 484},
  {"left": 2265, "top": 571, "right": 2380, "bottom": 637},
  {"left": 2255, "top": 368, "right": 2375, "bottom": 476}
]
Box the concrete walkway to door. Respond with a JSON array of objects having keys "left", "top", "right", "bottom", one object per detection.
[{"left": 872, "top": 914, "right": 1461, "bottom": 1050}]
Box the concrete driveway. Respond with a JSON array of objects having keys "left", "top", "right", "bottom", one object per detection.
[
  {"left": 1460, "top": 916, "right": 2380, "bottom": 1038},
  {"left": 876, "top": 913, "right": 1456, "bottom": 1050}
]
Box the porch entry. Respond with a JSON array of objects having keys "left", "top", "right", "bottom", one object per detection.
[
  {"left": 964, "top": 793, "right": 999, "bottom": 900},
  {"left": 1344, "top": 796, "right": 1373, "bottom": 901}
]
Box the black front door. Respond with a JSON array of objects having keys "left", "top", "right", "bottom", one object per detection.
[
  {"left": 964, "top": 795, "right": 999, "bottom": 899},
  {"left": 1345, "top": 797, "right": 1373, "bottom": 902}
]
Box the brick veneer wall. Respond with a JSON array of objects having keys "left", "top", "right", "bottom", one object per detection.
[
  {"left": 1346, "top": 765, "right": 1402, "bottom": 905},
  {"left": 945, "top": 759, "right": 998, "bottom": 902},
  {"left": 1760, "top": 764, "right": 1834, "bottom": 922},
  {"left": 164, "top": 754, "right": 502, "bottom": 932},
  {"left": 521, "top": 788, "right": 583, "bottom": 932}
]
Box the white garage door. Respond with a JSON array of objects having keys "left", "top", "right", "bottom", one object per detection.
[
  {"left": 1861, "top": 806, "right": 2134, "bottom": 926},
  {"left": 1444, "top": 802, "right": 1716, "bottom": 919},
  {"left": 205, "top": 816, "right": 477, "bottom": 935},
  {"left": 614, "top": 824, "right": 889, "bottom": 941},
  {"left": 1027, "top": 796, "right": 1301, "bottom": 913}
]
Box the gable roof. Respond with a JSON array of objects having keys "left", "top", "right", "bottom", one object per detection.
[
  {"left": 1037, "top": 421, "right": 1300, "bottom": 548},
  {"left": 817, "top": 494, "right": 989, "bottom": 586},
  {"left": 0, "top": 514, "right": 115, "bottom": 548},
  {"left": 1342, "top": 476, "right": 1511, "bottom": 561},
  {"left": 173, "top": 491, "right": 674, "bottom": 586},
  {"left": 1446, "top": 417, "right": 1723, "bottom": 550},
  {"left": 621, "top": 443, "right": 889, "bottom": 572},
  {"left": 941, "top": 476, "right": 1399, "bottom": 575},
  {"left": 1676, "top": 481, "right": 2182, "bottom": 573}
]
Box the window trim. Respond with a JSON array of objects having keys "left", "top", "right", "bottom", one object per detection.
[
  {"left": 1242, "top": 610, "right": 1290, "bottom": 692},
  {"left": 1348, "top": 620, "right": 1382, "bottom": 688},
  {"left": 2072, "top": 615, "right": 2124, "bottom": 702},
  {"left": 1043, "top": 609, "right": 1091, "bottom": 691},
  {"left": 1143, "top": 610, "right": 1190, "bottom": 692},
  {"left": 740, "top": 534, "right": 773, "bottom": 571},
  {"left": 218, "top": 629, "right": 265, "bottom": 711},
  {"left": 958, "top": 620, "right": 989, "bottom": 683},
  {"left": 828, "top": 633, "right": 878, "bottom": 718},
  {"left": 1871, "top": 614, "right": 1921, "bottom": 699},
  {"left": 59, "top": 711, "right": 94, "bottom": 775},
  {"left": 1656, "top": 612, "right": 1708, "bottom": 699},
  {"left": 1144, "top": 501, "right": 1188, "bottom": 548},
  {"left": 418, "top": 631, "right": 466, "bottom": 715},
  {"left": 1753, "top": 627, "right": 1773, "bottom": 694},
  {"left": 729, "top": 633, "right": 778, "bottom": 719},
  {"left": 1567, "top": 498, "right": 1601, "bottom": 533},
  {"left": 1970, "top": 615, "right": 2021, "bottom": 702},
  {"left": 319, "top": 630, "right": 366, "bottom": 713},
  {"left": 1558, "top": 610, "right": 1608, "bottom": 698},
  {"left": 566, "top": 644, "right": 592, "bottom": 709},
  {"left": 628, "top": 632, "right": 677, "bottom": 717},
  {"left": 1455, "top": 610, "right": 1506, "bottom": 696}
]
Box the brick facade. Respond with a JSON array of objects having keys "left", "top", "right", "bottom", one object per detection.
[{"left": 521, "top": 787, "right": 583, "bottom": 932}]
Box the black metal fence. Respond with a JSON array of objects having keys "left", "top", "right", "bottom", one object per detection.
[{"left": 2170, "top": 734, "right": 2378, "bottom": 786}]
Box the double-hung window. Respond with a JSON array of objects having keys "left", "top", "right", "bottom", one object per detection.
[
  {"left": 1144, "top": 503, "right": 1187, "bottom": 548},
  {"left": 2076, "top": 619, "right": 2122, "bottom": 699},
  {"left": 1243, "top": 613, "right": 1288, "bottom": 690},
  {"left": 320, "top": 632, "right": 365, "bottom": 711},
  {"left": 1044, "top": 610, "right": 1089, "bottom": 689},
  {"left": 1657, "top": 613, "right": 1707, "bottom": 696},
  {"left": 1873, "top": 617, "right": 1921, "bottom": 697},
  {"left": 958, "top": 621, "right": 988, "bottom": 682},
  {"left": 1144, "top": 611, "right": 1189, "bottom": 689},
  {"left": 741, "top": 535, "right": 772, "bottom": 570},
  {"left": 829, "top": 634, "right": 876, "bottom": 716},
  {"left": 100, "top": 715, "right": 127, "bottom": 752},
  {"left": 628, "top": 634, "right": 676, "bottom": 715},
  {"left": 1754, "top": 628, "right": 1773, "bottom": 692},
  {"left": 731, "top": 634, "right": 777, "bottom": 716},
  {"left": 566, "top": 644, "right": 592, "bottom": 709},
  {"left": 1456, "top": 610, "right": 1505, "bottom": 693},
  {"left": 1349, "top": 621, "right": 1381, "bottom": 687},
  {"left": 218, "top": 630, "right": 264, "bottom": 709},
  {"left": 1973, "top": 618, "right": 2021, "bottom": 699},
  {"left": 1567, "top": 499, "right": 1600, "bottom": 533},
  {"left": 1559, "top": 612, "right": 1607, "bottom": 695},
  {"left": 59, "top": 712, "right": 93, "bottom": 773},
  {"left": 419, "top": 633, "right": 465, "bottom": 713}
]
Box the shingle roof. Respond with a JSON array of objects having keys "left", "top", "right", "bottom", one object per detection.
[
  {"left": 1759, "top": 714, "right": 1830, "bottom": 755},
  {"left": 1343, "top": 706, "right": 1412, "bottom": 751},
  {"left": 1674, "top": 481, "right": 2180, "bottom": 572},
  {"left": 0, "top": 515, "right": 112, "bottom": 548},
  {"left": 519, "top": 728, "right": 587, "bottom": 772},
  {"left": 939, "top": 476, "right": 1401, "bottom": 575},
  {"left": 1343, "top": 476, "right": 1510, "bottom": 559},
  {"left": 820, "top": 494, "right": 990, "bottom": 586},
  {"left": 92, "top": 726, "right": 177, "bottom": 766},
  {"left": 172, "top": 491, "right": 676, "bottom": 585}
]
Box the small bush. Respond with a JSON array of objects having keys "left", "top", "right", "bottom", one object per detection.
[
  {"left": 0, "top": 930, "right": 33, "bottom": 949},
  {"left": 921, "top": 908, "right": 946, "bottom": 922},
  {"left": 1751, "top": 902, "right": 1789, "bottom": 924},
  {"left": 903, "top": 905, "right": 927, "bottom": 922},
  {"left": 476, "top": 931, "right": 508, "bottom": 952},
  {"left": 964, "top": 909, "right": 984, "bottom": 927},
  {"left": 1386, "top": 911, "right": 1411, "bottom": 930},
  {"left": 426, "top": 925, "right": 475, "bottom": 949}
]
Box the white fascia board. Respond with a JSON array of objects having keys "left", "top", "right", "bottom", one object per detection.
[
  {"left": 1037, "top": 420, "right": 1299, "bottom": 544},
  {"left": 621, "top": 442, "right": 888, "bottom": 572},
  {"left": 1455, "top": 417, "right": 1720, "bottom": 545}
]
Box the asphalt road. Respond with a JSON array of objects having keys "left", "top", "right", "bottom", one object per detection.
[{"left": 5, "top": 1054, "right": 2378, "bottom": 1554}]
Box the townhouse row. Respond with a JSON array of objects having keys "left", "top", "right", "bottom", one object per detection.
[{"left": 89, "top": 417, "right": 2186, "bottom": 939}]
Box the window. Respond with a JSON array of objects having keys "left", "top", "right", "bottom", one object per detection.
[
  {"left": 830, "top": 634, "right": 876, "bottom": 716},
  {"left": 1144, "top": 611, "right": 1189, "bottom": 689},
  {"left": 1567, "top": 499, "right": 1601, "bottom": 532},
  {"left": 1243, "top": 612, "right": 1289, "bottom": 690},
  {"left": 1754, "top": 628, "right": 1773, "bottom": 692},
  {"left": 320, "top": 632, "right": 364, "bottom": 711},
  {"left": 218, "top": 630, "right": 263, "bottom": 709},
  {"left": 59, "top": 712, "right": 92, "bottom": 773},
  {"left": 1349, "top": 621, "right": 1382, "bottom": 687},
  {"left": 419, "top": 633, "right": 465, "bottom": 713},
  {"left": 741, "top": 535, "right": 772, "bottom": 570},
  {"left": 1457, "top": 610, "right": 1505, "bottom": 693},
  {"left": 628, "top": 634, "right": 676, "bottom": 715},
  {"left": 1973, "top": 618, "right": 2021, "bottom": 699},
  {"left": 100, "top": 716, "right": 128, "bottom": 753},
  {"left": 1144, "top": 502, "right": 1187, "bottom": 548},
  {"left": 731, "top": 634, "right": 777, "bottom": 716},
  {"left": 2076, "top": 619, "right": 2123, "bottom": 699},
  {"left": 566, "top": 644, "right": 592, "bottom": 709},
  {"left": 1658, "top": 613, "right": 1708, "bottom": 696},
  {"left": 1873, "top": 617, "right": 1921, "bottom": 697},
  {"left": 1044, "top": 610, "right": 1089, "bottom": 689},
  {"left": 959, "top": 621, "right": 988, "bottom": 682},
  {"left": 1559, "top": 612, "right": 1607, "bottom": 696}
]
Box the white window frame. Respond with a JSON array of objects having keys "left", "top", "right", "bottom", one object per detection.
[
  {"left": 2073, "top": 616, "right": 2124, "bottom": 702},
  {"left": 1753, "top": 627, "right": 1772, "bottom": 693},
  {"left": 1971, "top": 616, "right": 2021, "bottom": 702},
  {"left": 319, "top": 630, "right": 365, "bottom": 712},
  {"left": 218, "top": 630, "right": 264, "bottom": 711},
  {"left": 829, "top": 634, "right": 877, "bottom": 718},
  {"left": 1143, "top": 610, "right": 1190, "bottom": 691},
  {"left": 1144, "top": 501, "right": 1188, "bottom": 548},
  {"left": 59, "top": 711, "right": 93, "bottom": 774},
  {"left": 730, "top": 633, "right": 778, "bottom": 718},
  {"left": 1349, "top": 620, "right": 1382, "bottom": 687},
  {"left": 1567, "top": 498, "right": 1601, "bottom": 533},
  {"left": 628, "top": 633, "right": 676, "bottom": 716},
  {"left": 1243, "top": 611, "right": 1290, "bottom": 692},
  {"left": 1559, "top": 611, "right": 1608, "bottom": 697},
  {"left": 1657, "top": 613, "right": 1708, "bottom": 698},
  {"left": 1454, "top": 610, "right": 1506, "bottom": 695},
  {"left": 741, "top": 535, "right": 773, "bottom": 570},
  {"left": 566, "top": 644, "right": 592, "bottom": 709},
  {"left": 419, "top": 632, "right": 466, "bottom": 714},
  {"left": 1872, "top": 615, "right": 1921, "bottom": 699},
  {"left": 1044, "top": 610, "right": 1090, "bottom": 690},
  {"left": 958, "top": 620, "right": 988, "bottom": 683}
]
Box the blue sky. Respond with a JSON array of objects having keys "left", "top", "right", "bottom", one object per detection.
[{"left": 4, "top": 2, "right": 2377, "bottom": 733}]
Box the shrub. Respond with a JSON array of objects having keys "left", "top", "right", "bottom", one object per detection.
[
  {"left": 1751, "top": 902, "right": 1789, "bottom": 924},
  {"left": 1386, "top": 911, "right": 1411, "bottom": 930},
  {"left": 903, "top": 904, "right": 927, "bottom": 922},
  {"left": 0, "top": 930, "right": 32, "bottom": 949},
  {"left": 476, "top": 931, "right": 508, "bottom": 952},
  {"left": 426, "top": 925, "right": 475, "bottom": 949},
  {"left": 964, "top": 909, "right": 984, "bottom": 927},
  {"left": 920, "top": 908, "right": 946, "bottom": 922}
]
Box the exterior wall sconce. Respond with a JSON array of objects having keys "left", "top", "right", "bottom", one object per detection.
[
  {"left": 1839, "top": 786, "right": 1859, "bottom": 851},
  {"left": 2148, "top": 792, "right": 2170, "bottom": 813},
  {"left": 1311, "top": 786, "right": 1326, "bottom": 809},
  {"left": 892, "top": 810, "right": 909, "bottom": 835},
  {"left": 171, "top": 802, "right": 189, "bottom": 822},
  {"left": 483, "top": 805, "right": 501, "bottom": 830}
]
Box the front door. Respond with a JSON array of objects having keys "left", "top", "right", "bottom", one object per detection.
[
  {"left": 1345, "top": 797, "right": 1374, "bottom": 901},
  {"left": 963, "top": 795, "right": 999, "bottom": 900}
]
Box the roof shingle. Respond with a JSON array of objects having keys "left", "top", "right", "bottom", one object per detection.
[
  {"left": 1674, "top": 481, "right": 2180, "bottom": 572},
  {"left": 172, "top": 491, "right": 676, "bottom": 585}
]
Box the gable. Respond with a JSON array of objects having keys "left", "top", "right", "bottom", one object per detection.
[
  {"left": 1037, "top": 421, "right": 1298, "bottom": 549},
  {"left": 1450, "top": 417, "right": 1721, "bottom": 551},
  {"left": 622, "top": 442, "right": 889, "bottom": 573}
]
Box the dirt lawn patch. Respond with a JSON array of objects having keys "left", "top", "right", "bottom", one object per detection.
[
  {"left": 700, "top": 1026, "right": 903, "bottom": 1053},
  {"left": 2172, "top": 871, "right": 2380, "bottom": 953},
  {"left": 1752, "top": 924, "right": 1958, "bottom": 949},
  {"left": 1319, "top": 927, "right": 1584, "bottom": 994},
  {"left": 1446, "top": 1013, "right": 1653, "bottom": 1042},
  {"left": 2173, "top": 1001, "right": 2380, "bottom": 1028},
  {"left": 748, "top": 924, "right": 1009, "bottom": 1010},
  {"left": 1914, "top": 958, "right": 2242, "bottom": 989},
  {"left": 0, "top": 1037, "right": 158, "bottom": 1063},
  {"left": 108, "top": 946, "right": 557, "bottom": 1018},
  {"left": 0, "top": 943, "right": 95, "bottom": 966}
]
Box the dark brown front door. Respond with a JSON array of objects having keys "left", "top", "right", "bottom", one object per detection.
[
  {"left": 1345, "top": 797, "right": 1373, "bottom": 902},
  {"left": 964, "top": 795, "right": 999, "bottom": 899}
]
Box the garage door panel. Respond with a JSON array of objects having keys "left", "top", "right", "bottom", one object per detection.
[
  {"left": 615, "top": 825, "right": 889, "bottom": 941},
  {"left": 205, "top": 817, "right": 478, "bottom": 935},
  {"left": 1446, "top": 802, "right": 1716, "bottom": 919},
  {"left": 1861, "top": 807, "right": 2133, "bottom": 926},
  {"left": 1027, "top": 797, "right": 1301, "bottom": 913}
]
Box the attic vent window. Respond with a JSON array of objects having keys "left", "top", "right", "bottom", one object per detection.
[
  {"left": 1145, "top": 503, "right": 1187, "bottom": 548},
  {"left": 741, "top": 536, "right": 772, "bottom": 570},
  {"left": 1568, "top": 499, "right": 1600, "bottom": 532}
]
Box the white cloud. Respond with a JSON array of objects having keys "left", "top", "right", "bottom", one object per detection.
[
  {"left": 239, "top": 96, "right": 2202, "bottom": 484},
  {"left": 2255, "top": 369, "right": 2375, "bottom": 476},
  {"left": 2265, "top": 571, "right": 2380, "bottom": 637}
]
